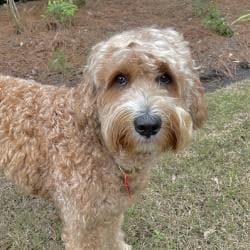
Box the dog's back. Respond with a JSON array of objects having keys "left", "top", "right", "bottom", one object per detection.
[{"left": 0, "top": 75, "right": 75, "bottom": 196}]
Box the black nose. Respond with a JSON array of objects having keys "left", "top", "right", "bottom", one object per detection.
[{"left": 134, "top": 114, "right": 162, "bottom": 138}]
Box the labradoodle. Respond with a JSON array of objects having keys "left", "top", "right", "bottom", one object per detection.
[{"left": 0, "top": 28, "right": 206, "bottom": 249}]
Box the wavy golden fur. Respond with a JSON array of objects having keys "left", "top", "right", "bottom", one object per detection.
[{"left": 0, "top": 28, "right": 206, "bottom": 249}]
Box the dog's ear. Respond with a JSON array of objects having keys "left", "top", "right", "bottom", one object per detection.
[
  {"left": 74, "top": 77, "right": 98, "bottom": 129},
  {"left": 190, "top": 78, "right": 207, "bottom": 129},
  {"left": 74, "top": 42, "right": 108, "bottom": 128}
]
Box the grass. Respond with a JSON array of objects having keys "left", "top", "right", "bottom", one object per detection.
[
  {"left": 125, "top": 80, "right": 250, "bottom": 249},
  {"left": 0, "top": 178, "right": 62, "bottom": 249},
  {"left": 0, "top": 80, "right": 249, "bottom": 249}
]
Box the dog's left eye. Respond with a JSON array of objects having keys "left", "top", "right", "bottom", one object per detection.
[
  {"left": 113, "top": 74, "right": 128, "bottom": 86},
  {"left": 157, "top": 73, "right": 172, "bottom": 85}
]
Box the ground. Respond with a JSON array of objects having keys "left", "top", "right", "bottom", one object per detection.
[
  {"left": 1, "top": 79, "right": 249, "bottom": 249},
  {"left": 0, "top": 0, "right": 250, "bottom": 249},
  {"left": 0, "top": 0, "right": 249, "bottom": 90}
]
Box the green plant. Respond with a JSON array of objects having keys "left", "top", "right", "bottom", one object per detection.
[
  {"left": 205, "top": 6, "right": 234, "bottom": 37},
  {"left": 47, "top": 0, "right": 78, "bottom": 23},
  {"left": 192, "top": 1, "right": 234, "bottom": 37},
  {"left": 232, "top": 11, "right": 250, "bottom": 25},
  {"left": 192, "top": 0, "right": 211, "bottom": 17},
  {"left": 48, "top": 48, "right": 69, "bottom": 73}
]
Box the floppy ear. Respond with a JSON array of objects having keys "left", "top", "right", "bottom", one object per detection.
[
  {"left": 74, "top": 41, "right": 107, "bottom": 127},
  {"left": 74, "top": 78, "right": 98, "bottom": 128},
  {"left": 190, "top": 78, "right": 207, "bottom": 129}
]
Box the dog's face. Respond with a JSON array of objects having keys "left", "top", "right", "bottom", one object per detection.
[{"left": 83, "top": 28, "right": 206, "bottom": 163}]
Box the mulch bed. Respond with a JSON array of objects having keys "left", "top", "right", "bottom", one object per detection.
[{"left": 0, "top": 0, "right": 249, "bottom": 91}]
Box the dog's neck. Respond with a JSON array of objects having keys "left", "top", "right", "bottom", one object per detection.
[
  {"left": 112, "top": 148, "right": 160, "bottom": 171},
  {"left": 115, "top": 155, "right": 155, "bottom": 199}
]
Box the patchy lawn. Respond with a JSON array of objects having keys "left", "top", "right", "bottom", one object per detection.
[
  {"left": 0, "top": 80, "right": 249, "bottom": 249},
  {"left": 125, "top": 79, "right": 250, "bottom": 249}
]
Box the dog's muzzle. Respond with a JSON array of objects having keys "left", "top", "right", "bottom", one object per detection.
[{"left": 134, "top": 113, "right": 162, "bottom": 138}]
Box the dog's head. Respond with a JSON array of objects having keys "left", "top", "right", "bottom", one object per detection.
[{"left": 79, "top": 28, "right": 206, "bottom": 164}]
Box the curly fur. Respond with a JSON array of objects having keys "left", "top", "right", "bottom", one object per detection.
[{"left": 0, "top": 28, "right": 206, "bottom": 250}]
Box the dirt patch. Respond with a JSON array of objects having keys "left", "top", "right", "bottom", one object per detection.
[{"left": 0, "top": 0, "right": 249, "bottom": 90}]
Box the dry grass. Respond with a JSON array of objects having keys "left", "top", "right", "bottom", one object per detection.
[{"left": 0, "top": 80, "right": 249, "bottom": 249}]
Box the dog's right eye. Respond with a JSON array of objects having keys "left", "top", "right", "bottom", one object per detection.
[
  {"left": 157, "top": 73, "right": 172, "bottom": 86},
  {"left": 113, "top": 74, "right": 128, "bottom": 86}
]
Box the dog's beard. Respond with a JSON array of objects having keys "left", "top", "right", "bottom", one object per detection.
[
  {"left": 100, "top": 103, "right": 193, "bottom": 159},
  {"left": 100, "top": 109, "right": 137, "bottom": 154},
  {"left": 156, "top": 106, "right": 193, "bottom": 152}
]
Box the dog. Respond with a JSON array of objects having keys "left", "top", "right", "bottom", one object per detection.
[{"left": 0, "top": 28, "right": 206, "bottom": 249}]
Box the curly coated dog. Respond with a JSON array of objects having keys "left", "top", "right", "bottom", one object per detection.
[{"left": 0, "top": 28, "right": 206, "bottom": 249}]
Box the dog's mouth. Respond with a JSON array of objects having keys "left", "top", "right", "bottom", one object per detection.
[
  {"left": 138, "top": 136, "right": 154, "bottom": 144},
  {"left": 134, "top": 135, "right": 161, "bottom": 155}
]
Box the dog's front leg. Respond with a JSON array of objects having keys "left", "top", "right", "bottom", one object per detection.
[{"left": 61, "top": 209, "right": 131, "bottom": 250}]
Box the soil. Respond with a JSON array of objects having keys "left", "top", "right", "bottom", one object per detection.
[{"left": 0, "top": 0, "right": 249, "bottom": 91}]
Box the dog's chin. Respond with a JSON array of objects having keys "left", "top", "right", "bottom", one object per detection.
[{"left": 134, "top": 136, "right": 161, "bottom": 154}]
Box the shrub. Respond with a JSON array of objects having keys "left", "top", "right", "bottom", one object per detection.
[
  {"left": 47, "top": 0, "right": 78, "bottom": 23},
  {"left": 192, "top": 1, "right": 233, "bottom": 37},
  {"left": 205, "top": 6, "right": 234, "bottom": 37}
]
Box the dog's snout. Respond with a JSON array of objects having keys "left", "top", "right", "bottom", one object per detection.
[{"left": 134, "top": 114, "right": 162, "bottom": 138}]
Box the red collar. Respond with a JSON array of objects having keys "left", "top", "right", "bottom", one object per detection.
[
  {"left": 123, "top": 173, "right": 131, "bottom": 199},
  {"left": 118, "top": 165, "right": 132, "bottom": 199}
]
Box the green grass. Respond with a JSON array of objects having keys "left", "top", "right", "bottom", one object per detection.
[{"left": 0, "top": 80, "right": 249, "bottom": 249}]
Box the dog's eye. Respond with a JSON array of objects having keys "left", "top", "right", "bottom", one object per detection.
[
  {"left": 157, "top": 73, "right": 172, "bottom": 85},
  {"left": 113, "top": 74, "right": 128, "bottom": 86}
]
